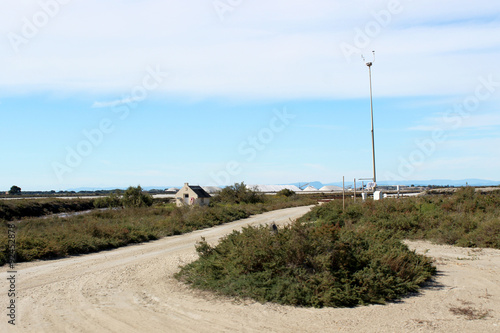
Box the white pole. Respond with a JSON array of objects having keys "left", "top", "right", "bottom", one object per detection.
[{"left": 342, "top": 176, "right": 345, "bottom": 210}]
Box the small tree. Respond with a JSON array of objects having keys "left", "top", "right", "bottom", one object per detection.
[
  {"left": 122, "top": 186, "right": 153, "bottom": 207},
  {"left": 214, "top": 182, "right": 264, "bottom": 204},
  {"left": 9, "top": 185, "right": 21, "bottom": 195}
]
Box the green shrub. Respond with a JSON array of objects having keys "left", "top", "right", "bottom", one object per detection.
[
  {"left": 211, "top": 182, "right": 265, "bottom": 204},
  {"left": 94, "top": 191, "right": 122, "bottom": 208},
  {"left": 276, "top": 189, "right": 296, "bottom": 197},
  {"left": 176, "top": 221, "right": 436, "bottom": 308}
]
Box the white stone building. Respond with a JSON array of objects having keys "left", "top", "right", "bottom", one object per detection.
[{"left": 175, "top": 183, "right": 211, "bottom": 207}]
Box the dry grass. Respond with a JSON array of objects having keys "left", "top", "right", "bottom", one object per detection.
[
  {"left": 449, "top": 299, "right": 491, "bottom": 320},
  {"left": 449, "top": 305, "right": 491, "bottom": 320}
]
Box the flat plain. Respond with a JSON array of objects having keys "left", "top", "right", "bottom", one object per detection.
[{"left": 1, "top": 205, "right": 499, "bottom": 332}]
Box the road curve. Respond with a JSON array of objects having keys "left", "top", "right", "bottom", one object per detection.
[
  {"left": 1, "top": 205, "right": 500, "bottom": 332},
  {"left": 1, "top": 206, "right": 312, "bottom": 332}
]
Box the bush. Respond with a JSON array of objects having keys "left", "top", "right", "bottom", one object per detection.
[
  {"left": 176, "top": 221, "right": 436, "bottom": 308},
  {"left": 276, "top": 189, "right": 295, "bottom": 197},
  {"left": 93, "top": 191, "right": 122, "bottom": 208},
  {"left": 212, "top": 182, "right": 265, "bottom": 205}
]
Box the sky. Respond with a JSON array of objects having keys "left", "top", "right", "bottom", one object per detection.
[{"left": 0, "top": 0, "right": 499, "bottom": 191}]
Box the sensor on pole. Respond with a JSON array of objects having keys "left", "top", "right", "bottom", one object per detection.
[{"left": 361, "top": 51, "right": 377, "bottom": 189}]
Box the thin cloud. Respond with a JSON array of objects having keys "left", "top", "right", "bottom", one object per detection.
[
  {"left": 408, "top": 125, "right": 439, "bottom": 131},
  {"left": 301, "top": 124, "right": 345, "bottom": 131},
  {"left": 409, "top": 113, "right": 500, "bottom": 131},
  {"left": 1, "top": 1, "right": 499, "bottom": 99},
  {"left": 92, "top": 97, "right": 142, "bottom": 108}
]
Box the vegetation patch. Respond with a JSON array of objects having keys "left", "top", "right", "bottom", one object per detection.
[
  {"left": 298, "top": 187, "right": 500, "bottom": 249},
  {"left": 176, "top": 222, "right": 435, "bottom": 307},
  {"left": 0, "top": 187, "right": 316, "bottom": 266},
  {"left": 177, "top": 187, "right": 500, "bottom": 308},
  {"left": 0, "top": 199, "right": 95, "bottom": 221}
]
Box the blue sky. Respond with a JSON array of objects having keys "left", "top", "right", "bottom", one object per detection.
[{"left": 1, "top": 0, "right": 499, "bottom": 191}]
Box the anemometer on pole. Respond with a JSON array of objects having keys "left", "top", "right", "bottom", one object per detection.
[{"left": 362, "top": 51, "right": 377, "bottom": 188}]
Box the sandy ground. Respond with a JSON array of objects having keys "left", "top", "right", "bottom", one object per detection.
[{"left": 1, "top": 205, "right": 499, "bottom": 333}]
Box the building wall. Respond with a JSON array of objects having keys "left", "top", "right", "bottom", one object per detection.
[{"left": 175, "top": 184, "right": 211, "bottom": 207}]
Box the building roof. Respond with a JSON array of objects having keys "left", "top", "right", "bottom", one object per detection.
[{"left": 188, "top": 185, "right": 212, "bottom": 198}]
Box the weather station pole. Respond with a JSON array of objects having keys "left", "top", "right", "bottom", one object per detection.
[{"left": 362, "top": 51, "right": 377, "bottom": 190}]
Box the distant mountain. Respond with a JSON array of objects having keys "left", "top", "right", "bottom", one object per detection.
[
  {"left": 290, "top": 179, "right": 500, "bottom": 189},
  {"left": 66, "top": 187, "right": 125, "bottom": 192},
  {"left": 290, "top": 181, "right": 324, "bottom": 190},
  {"left": 373, "top": 179, "right": 500, "bottom": 187}
]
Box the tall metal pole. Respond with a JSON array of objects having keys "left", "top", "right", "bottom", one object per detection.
[
  {"left": 364, "top": 51, "right": 377, "bottom": 188},
  {"left": 368, "top": 63, "right": 376, "bottom": 185}
]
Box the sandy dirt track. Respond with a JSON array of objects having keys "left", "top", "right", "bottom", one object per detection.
[{"left": 2, "top": 205, "right": 500, "bottom": 332}]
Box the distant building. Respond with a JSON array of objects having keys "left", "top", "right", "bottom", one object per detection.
[
  {"left": 165, "top": 187, "right": 180, "bottom": 194},
  {"left": 202, "top": 186, "right": 223, "bottom": 194},
  {"left": 249, "top": 185, "right": 302, "bottom": 193},
  {"left": 302, "top": 186, "right": 319, "bottom": 192},
  {"left": 319, "top": 185, "right": 343, "bottom": 192},
  {"left": 175, "top": 183, "right": 211, "bottom": 207}
]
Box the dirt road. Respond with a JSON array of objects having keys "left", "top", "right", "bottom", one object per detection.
[{"left": 2, "top": 205, "right": 499, "bottom": 332}]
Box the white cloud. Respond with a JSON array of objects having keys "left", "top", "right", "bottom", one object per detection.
[{"left": 0, "top": 0, "right": 499, "bottom": 99}]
